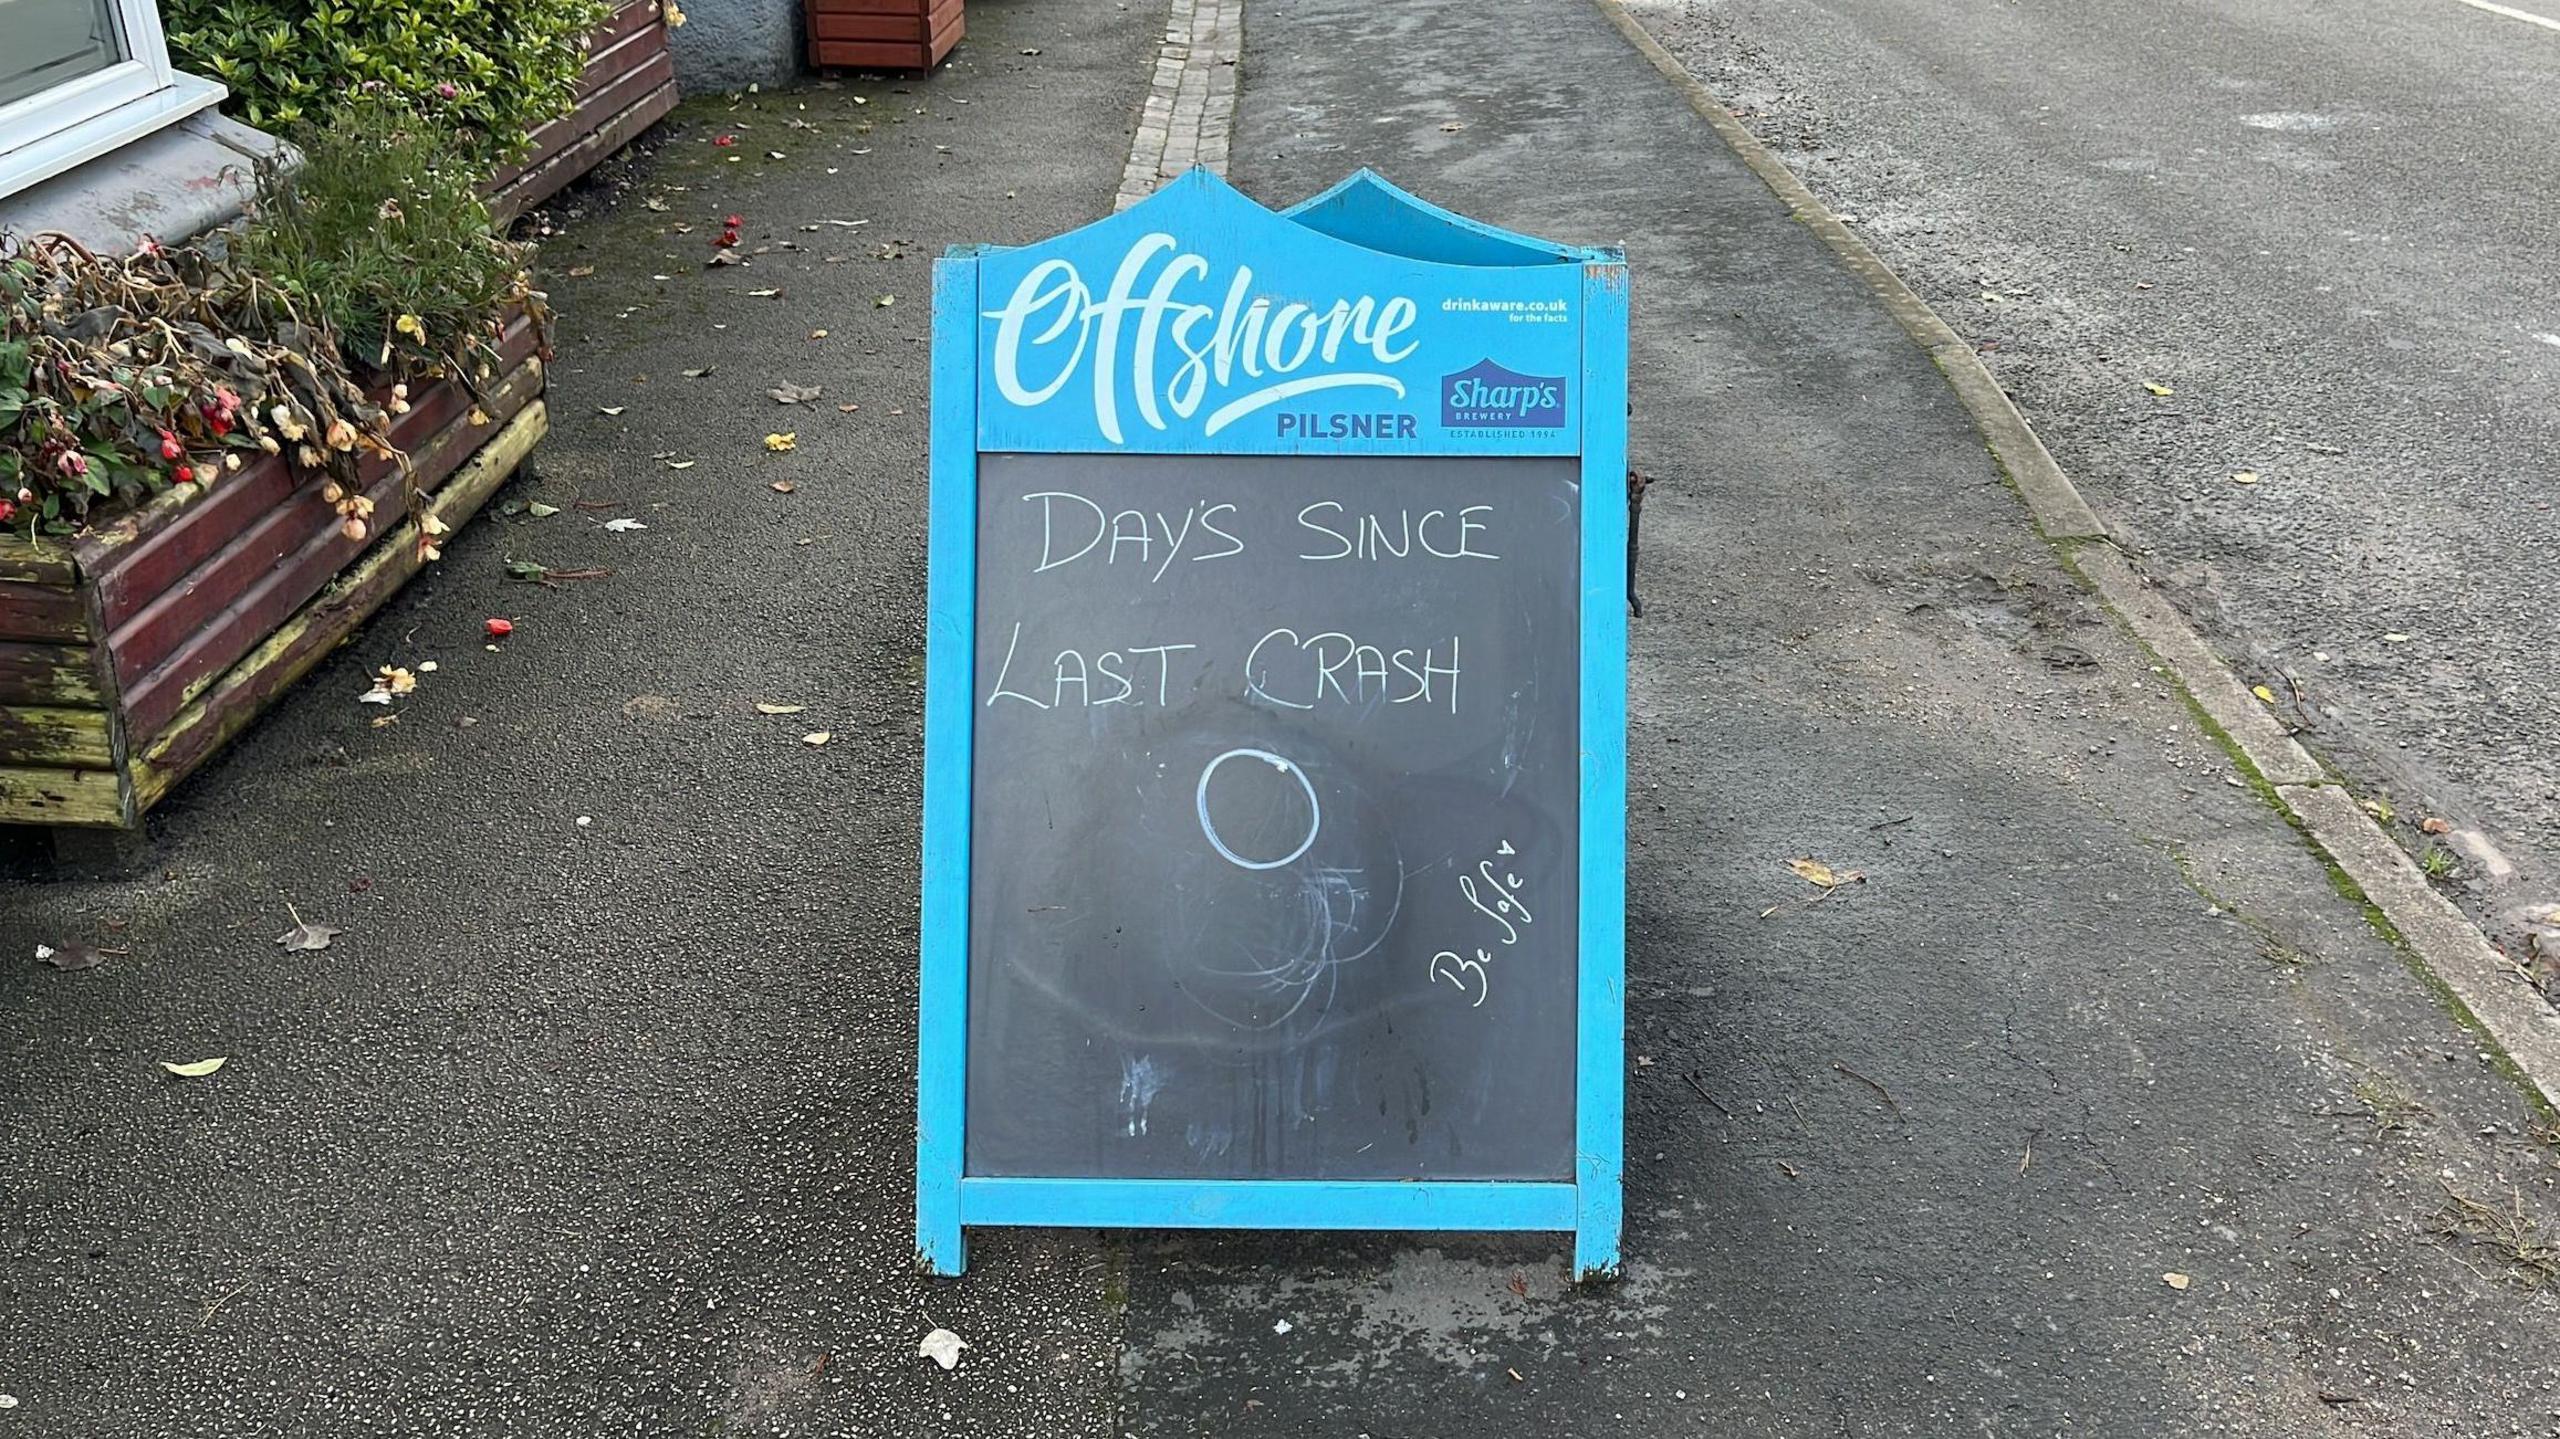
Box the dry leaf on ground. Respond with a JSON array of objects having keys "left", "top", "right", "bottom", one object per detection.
[
  {"left": 1786, "top": 857, "right": 1864, "bottom": 889},
  {"left": 755, "top": 703, "right": 805, "bottom": 715},
  {"left": 35, "top": 942, "right": 108, "bottom": 971},
  {"left": 161, "top": 1057, "right": 228, "bottom": 1078},
  {"left": 918, "top": 1328, "right": 967, "bottom": 1370}
]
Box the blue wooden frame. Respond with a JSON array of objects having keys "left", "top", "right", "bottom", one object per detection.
[{"left": 918, "top": 170, "right": 1626, "bottom": 1279}]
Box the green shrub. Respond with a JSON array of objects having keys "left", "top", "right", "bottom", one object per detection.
[
  {"left": 166, "top": 0, "right": 612, "bottom": 163},
  {"left": 231, "top": 97, "right": 537, "bottom": 377}
]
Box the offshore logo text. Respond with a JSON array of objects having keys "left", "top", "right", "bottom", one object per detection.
[
  {"left": 1441, "top": 359, "right": 1565, "bottom": 430},
  {"left": 984, "top": 232, "right": 1420, "bottom": 443}
]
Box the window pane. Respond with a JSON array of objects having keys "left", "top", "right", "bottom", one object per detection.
[{"left": 0, "top": 0, "right": 129, "bottom": 109}]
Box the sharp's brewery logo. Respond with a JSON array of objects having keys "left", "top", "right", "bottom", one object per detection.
[{"left": 1442, "top": 359, "right": 1566, "bottom": 431}]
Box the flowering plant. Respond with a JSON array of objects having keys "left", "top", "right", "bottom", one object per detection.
[{"left": 0, "top": 103, "right": 543, "bottom": 538}]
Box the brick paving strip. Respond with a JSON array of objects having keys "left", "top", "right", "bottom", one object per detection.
[{"left": 1117, "top": 0, "right": 1241, "bottom": 209}]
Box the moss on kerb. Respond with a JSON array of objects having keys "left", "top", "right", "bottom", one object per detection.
[
  {"left": 1099, "top": 1241, "right": 1130, "bottom": 1317},
  {"left": 2056, "top": 546, "right": 2555, "bottom": 1118}
]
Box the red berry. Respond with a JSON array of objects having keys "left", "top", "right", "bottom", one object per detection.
[
  {"left": 160, "top": 431, "right": 183, "bottom": 460},
  {"left": 485, "top": 617, "right": 514, "bottom": 638},
  {"left": 173, "top": 465, "right": 195, "bottom": 484},
  {"left": 714, "top": 135, "right": 736, "bottom": 148},
  {"left": 724, "top": 214, "right": 743, "bottom": 227}
]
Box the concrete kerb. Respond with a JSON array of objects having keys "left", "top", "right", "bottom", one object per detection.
[{"left": 1586, "top": 0, "right": 2560, "bottom": 1116}]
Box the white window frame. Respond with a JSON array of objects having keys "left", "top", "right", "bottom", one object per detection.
[{"left": 0, "top": 0, "right": 225, "bottom": 200}]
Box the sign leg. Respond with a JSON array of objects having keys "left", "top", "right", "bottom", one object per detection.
[
  {"left": 1573, "top": 1204, "right": 1620, "bottom": 1284},
  {"left": 917, "top": 1193, "right": 967, "bottom": 1277}
]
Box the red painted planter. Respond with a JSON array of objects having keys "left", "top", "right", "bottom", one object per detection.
[
  {"left": 0, "top": 320, "right": 549, "bottom": 829},
  {"left": 808, "top": 0, "right": 965, "bottom": 72},
  {"left": 490, "top": 0, "right": 683, "bottom": 221}
]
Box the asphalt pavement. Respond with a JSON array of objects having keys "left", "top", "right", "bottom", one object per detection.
[
  {"left": 1630, "top": 0, "right": 2560, "bottom": 989},
  {"left": 4, "top": 0, "right": 2559, "bottom": 1434}
]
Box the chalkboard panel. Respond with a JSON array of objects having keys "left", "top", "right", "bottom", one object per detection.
[{"left": 965, "top": 453, "right": 1581, "bottom": 1182}]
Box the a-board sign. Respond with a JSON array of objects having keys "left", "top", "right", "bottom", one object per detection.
[{"left": 919, "top": 170, "right": 1627, "bottom": 1278}]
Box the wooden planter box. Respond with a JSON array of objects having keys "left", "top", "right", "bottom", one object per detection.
[
  {"left": 490, "top": 0, "right": 683, "bottom": 222},
  {"left": 0, "top": 320, "right": 549, "bottom": 831},
  {"left": 809, "top": 0, "right": 965, "bottom": 72}
]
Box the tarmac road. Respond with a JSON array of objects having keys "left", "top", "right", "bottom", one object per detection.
[
  {"left": 5, "top": 0, "right": 2560, "bottom": 1433},
  {"left": 1631, "top": 0, "right": 2560, "bottom": 956}
]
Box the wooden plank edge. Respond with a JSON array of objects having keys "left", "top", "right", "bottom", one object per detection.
[
  {"left": 503, "top": 51, "right": 675, "bottom": 196},
  {"left": 491, "top": 81, "right": 681, "bottom": 223},
  {"left": 0, "top": 640, "right": 106, "bottom": 707},
  {"left": 0, "top": 764, "right": 125, "bottom": 827},
  {"left": 129, "top": 402, "right": 548, "bottom": 818},
  {"left": 0, "top": 703, "right": 116, "bottom": 768},
  {"left": 0, "top": 536, "right": 79, "bottom": 587}
]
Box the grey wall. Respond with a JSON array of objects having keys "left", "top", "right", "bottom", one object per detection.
[{"left": 669, "top": 0, "right": 804, "bottom": 93}]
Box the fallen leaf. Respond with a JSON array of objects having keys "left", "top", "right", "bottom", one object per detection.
[
  {"left": 2142, "top": 381, "right": 2175, "bottom": 397},
  {"left": 665, "top": 459, "right": 698, "bottom": 470},
  {"left": 598, "top": 405, "right": 627, "bottom": 416},
  {"left": 602, "top": 517, "right": 648, "bottom": 533},
  {"left": 2382, "top": 632, "right": 2412, "bottom": 644},
  {"left": 2251, "top": 684, "right": 2277, "bottom": 704},
  {"left": 2420, "top": 816, "right": 2451, "bottom": 835},
  {"left": 1019, "top": 46, "right": 1042, "bottom": 55},
  {"left": 277, "top": 916, "right": 341, "bottom": 951},
  {"left": 2163, "top": 1272, "right": 2192, "bottom": 1292},
  {"left": 682, "top": 365, "right": 717, "bottom": 378},
  {"left": 769, "top": 382, "right": 823, "bottom": 404},
  {"left": 808, "top": 328, "right": 830, "bottom": 340},
  {"left": 837, "top": 403, "right": 860, "bottom": 414},
  {"left": 526, "top": 502, "right": 561, "bottom": 518},
  {"left": 2363, "top": 797, "right": 2396, "bottom": 823},
  {"left": 2230, "top": 470, "right": 2260, "bottom": 485},
  {"left": 1440, "top": 121, "right": 1465, "bottom": 132},
  {"left": 1786, "top": 857, "right": 1863, "bottom": 889},
  {"left": 755, "top": 703, "right": 806, "bottom": 715},
  {"left": 160, "top": 1057, "right": 228, "bottom": 1078},
  {"left": 765, "top": 432, "right": 798, "bottom": 453},
  {"left": 801, "top": 731, "right": 833, "bottom": 746},
  {"left": 36, "top": 942, "right": 107, "bottom": 971},
  {"left": 770, "top": 480, "right": 798, "bottom": 494},
  {"left": 875, "top": 295, "right": 895, "bottom": 308},
  {"left": 565, "top": 264, "right": 596, "bottom": 278},
  {"left": 918, "top": 1328, "right": 967, "bottom": 1370},
  {"left": 748, "top": 287, "right": 784, "bottom": 298}
]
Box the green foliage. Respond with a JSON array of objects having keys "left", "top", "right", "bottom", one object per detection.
[
  {"left": 0, "top": 239, "right": 362, "bottom": 529},
  {"left": 231, "top": 98, "right": 535, "bottom": 375},
  {"left": 1, "top": 101, "right": 541, "bottom": 533},
  {"left": 165, "top": 0, "right": 613, "bottom": 163}
]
